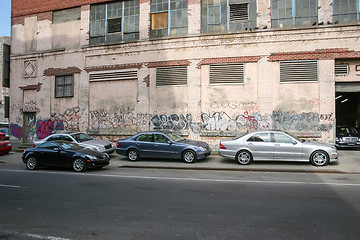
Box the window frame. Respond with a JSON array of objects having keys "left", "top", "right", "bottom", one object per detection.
[
  {"left": 333, "top": 0, "right": 359, "bottom": 24},
  {"left": 55, "top": 75, "right": 74, "bottom": 98}
]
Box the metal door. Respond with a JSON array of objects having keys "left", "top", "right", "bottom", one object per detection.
[{"left": 24, "top": 112, "right": 36, "bottom": 144}]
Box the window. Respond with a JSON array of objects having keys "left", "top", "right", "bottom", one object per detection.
[
  {"left": 273, "top": 133, "right": 293, "bottom": 143},
  {"left": 335, "top": 64, "right": 349, "bottom": 76},
  {"left": 210, "top": 63, "right": 244, "bottom": 84},
  {"left": 48, "top": 135, "right": 63, "bottom": 141},
  {"left": 90, "top": 0, "right": 140, "bottom": 44},
  {"left": 280, "top": 60, "right": 318, "bottom": 82},
  {"left": 135, "top": 134, "right": 153, "bottom": 142},
  {"left": 202, "top": 0, "right": 256, "bottom": 33},
  {"left": 271, "top": 0, "right": 318, "bottom": 28},
  {"left": 150, "top": 0, "right": 188, "bottom": 38},
  {"left": 154, "top": 134, "right": 170, "bottom": 143},
  {"left": 2, "top": 44, "right": 10, "bottom": 87},
  {"left": 333, "top": 0, "right": 359, "bottom": 23},
  {"left": 247, "top": 133, "right": 272, "bottom": 142},
  {"left": 38, "top": 142, "right": 59, "bottom": 150},
  {"left": 156, "top": 66, "right": 188, "bottom": 86},
  {"left": 55, "top": 75, "right": 74, "bottom": 98}
]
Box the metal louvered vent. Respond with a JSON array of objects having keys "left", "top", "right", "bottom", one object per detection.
[
  {"left": 210, "top": 63, "right": 244, "bottom": 84},
  {"left": 335, "top": 64, "right": 349, "bottom": 76},
  {"left": 89, "top": 71, "right": 137, "bottom": 82},
  {"left": 280, "top": 60, "right": 318, "bottom": 82},
  {"left": 156, "top": 66, "right": 187, "bottom": 87},
  {"left": 230, "top": 4, "right": 249, "bottom": 21}
]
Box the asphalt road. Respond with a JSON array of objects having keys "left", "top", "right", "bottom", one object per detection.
[{"left": 1, "top": 167, "right": 360, "bottom": 240}]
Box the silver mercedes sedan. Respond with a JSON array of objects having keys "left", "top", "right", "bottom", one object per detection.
[
  {"left": 34, "top": 132, "right": 115, "bottom": 154},
  {"left": 219, "top": 130, "right": 338, "bottom": 166}
]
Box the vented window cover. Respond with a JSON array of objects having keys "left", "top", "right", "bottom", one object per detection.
[
  {"left": 210, "top": 63, "right": 244, "bottom": 84},
  {"left": 230, "top": 3, "right": 249, "bottom": 21},
  {"left": 335, "top": 63, "right": 349, "bottom": 76},
  {"left": 156, "top": 66, "right": 188, "bottom": 86},
  {"left": 89, "top": 71, "right": 137, "bottom": 82},
  {"left": 280, "top": 60, "right": 318, "bottom": 82}
]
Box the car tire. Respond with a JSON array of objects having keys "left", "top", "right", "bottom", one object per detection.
[
  {"left": 182, "top": 150, "right": 197, "bottom": 163},
  {"left": 236, "top": 150, "right": 253, "bottom": 165},
  {"left": 73, "top": 158, "right": 87, "bottom": 172},
  {"left": 310, "top": 150, "right": 329, "bottom": 166},
  {"left": 26, "top": 156, "right": 39, "bottom": 170},
  {"left": 127, "top": 149, "right": 140, "bottom": 161}
]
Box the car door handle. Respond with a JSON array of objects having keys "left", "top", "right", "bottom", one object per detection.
[
  {"left": 248, "top": 143, "right": 253, "bottom": 146},
  {"left": 275, "top": 144, "right": 280, "bottom": 147}
]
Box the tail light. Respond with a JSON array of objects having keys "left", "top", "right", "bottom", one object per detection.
[
  {"left": 219, "top": 143, "right": 227, "bottom": 149},
  {"left": 33, "top": 143, "right": 35, "bottom": 147},
  {"left": 116, "top": 142, "right": 120, "bottom": 147}
]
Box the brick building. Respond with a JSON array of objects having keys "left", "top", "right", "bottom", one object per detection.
[{"left": 10, "top": 0, "right": 360, "bottom": 149}]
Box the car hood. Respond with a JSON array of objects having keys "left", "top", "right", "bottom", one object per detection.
[
  {"left": 180, "top": 139, "right": 209, "bottom": 148},
  {"left": 77, "top": 148, "right": 107, "bottom": 157},
  {"left": 79, "top": 139, "right": 112, "bottom": 147},
  {"left": 302, "top": 141, "right": 335, "bottom": 148}
]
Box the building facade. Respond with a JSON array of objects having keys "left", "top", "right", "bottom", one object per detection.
[
  {"left": 10, "top": 0, "right": 360, "bottom": 149},
  {"left": 0, "top": 36, "right": 10, "bottom": 122}
]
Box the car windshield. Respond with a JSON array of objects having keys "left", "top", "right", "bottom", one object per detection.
[
  {"left": 338, "top": 127, "right": 358, "bottom": 134},
  {"left": 165, "top": 132, "right": 184, "bottom": 142},
  {"left": 59, "top": 142, "right": 82, "bottom": 150},
  {"left": 71, "top": 133, "right": 93, "bottom": 142},
  {"left": 285, "top": 132, "right": 304, "bottom": 142}
]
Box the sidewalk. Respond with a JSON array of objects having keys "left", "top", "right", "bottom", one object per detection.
[{"left": 2, "top": 150, "right": 360, "bottom": 174}]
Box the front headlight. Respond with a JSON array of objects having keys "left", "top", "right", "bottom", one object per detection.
[
  {"left": 199, "top": 147, "right": 206, "bottom": 151},
  {"left": 97, "top": 146, "right": 105, "bottom": 152},
  {"left": 86, "top": 155, "right": 98, "bottom": 160}
]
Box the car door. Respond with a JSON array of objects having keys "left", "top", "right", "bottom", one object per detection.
[
  {"left": 153, "top": 133, "right": 175, "bottom": 159},
  {"left": 272, "top": 132, "right": 303, "bottom": 160},
  {"left": 133, "top": 133, "right": 156, "bottom": 158},
  {"left": 36, "top": 142, "right": 64, "bottom": 166},
  {"left": 246, "top": 132, "right": 273, "bottom": 160}
]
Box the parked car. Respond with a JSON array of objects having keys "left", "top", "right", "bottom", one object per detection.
[
  {"left": 23, "top": 141, "right": 110, "bottom": 172},
  {"left": 0, "top": 134, "right": 12, "bottom": 154},
  {"left": 0, "top": 128, "right": 9, "bottom": 140},
  {"left": 219, "top": 130, "right": 338, "bottom": 166},
  {"left": 34, "top": 131, "right": 115, "bottom": 154},
  {"left": 116, "top": 131, "right": 211, "bottom": 163},
  {"left": 335, "top": 126, "right": 360, "bottom": 149}
]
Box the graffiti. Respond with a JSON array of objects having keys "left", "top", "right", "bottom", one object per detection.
[
  {"left": 23, "top": 101, "right": 37, "bottom": 112},
  {"left": 36, "top": 119, "right": 64, "bottom": 139},
  {"left": 210, "top": 100, "right": 257, "bottom": 110},
  {"left": 10, "top": 123, "right": 22, "bottom": 140},
  {"left": 150, "top": 110, "right": 334, "bottom": 134},
  {"left": 50, "top": 107, "right": 83, "bottom": 131}
]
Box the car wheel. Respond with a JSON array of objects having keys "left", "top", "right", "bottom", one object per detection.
[
  {"left": 73, "top": 158, "right": 87, "bottom": 172},
  {"left": 127, "top": 149, "right": 140, "bottom": 161},
  {"left": 26, "top": 156, "right": 39, "bottom": 170},
  {"left": 236, "top": 150, "right": 253, "bottom": 165},
  {"left": 182, "top": 150, "right": 197, "bottom": 163},
  {"left": 310, "top": 150, "right": 329, "bottom": 166}
]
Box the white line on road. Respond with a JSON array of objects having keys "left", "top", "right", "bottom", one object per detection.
[
  {"left": 2, "top": 169, "right": 360, "bottom": 187},
  {"left": 0, "top": 230, "right": 72, "bottom": 240},
  {"left": 0, "top": 184, "right": 21, "bottom": 188}
]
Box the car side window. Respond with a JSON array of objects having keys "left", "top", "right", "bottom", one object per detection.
[
  {"left": 247, "top": 133, "right": 271, "bottom": 142},
  {"left": 38, "top": 142, "right": 59, "bottom": 150},
  {"left": 154, "top": 134, "right": 170, "bottom": 143},
  {"left": 273, "top": 133, "right": 293, "bottom": 143},
  {"left": 135, "top": 134, "right": 153, "bottom": 142},
  {"left": 47, "top": 135, "right": 62, "bottom": 141},
  {"left": 62, "top": 135, "right": 73, "bottom": 141}
]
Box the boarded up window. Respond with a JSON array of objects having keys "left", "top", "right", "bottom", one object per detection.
[
  {"left": 280, "top": 60, "right": 318, "bottom": 82},
  {"left": 335, "top": 64, "right": 349, "bottom": 76},
  {"left": 230, "top": 4, "right": 248, "bottom": 21},
  {"left": 152, "top": 12, "right": 168, "bottom": 30},
  {"left": 156, "top": 66, "right": 187, "bottom": 86},
  {"left": 210, "top": 63, "right": 244, "bottom": 84},
  {"left": 108, "top": 18, "right": 122, "bottom": 33},
  {"left": 55, "top": 75, "right": 74, "bottom": 98},
  {"left": 2, "top": 44, "right": 10, "bottom": 87}
]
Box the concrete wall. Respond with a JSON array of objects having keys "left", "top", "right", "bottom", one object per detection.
[{"left": 9, "top": 0, "right": 360, "bottom": 149}]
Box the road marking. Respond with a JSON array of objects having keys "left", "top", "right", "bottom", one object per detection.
[
  {"left": 0, "top": 184, "right": 21, "bottom": 188},
  {"left": 1, "top": 169, "right": 360, "bottom": 187},
  {"left": 0, "top": 231, "right": 72, "bottom": 240}
]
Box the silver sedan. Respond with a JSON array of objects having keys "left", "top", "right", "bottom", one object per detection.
[{"left": 219, "top": 130, "right": 338, "bottom": 166}]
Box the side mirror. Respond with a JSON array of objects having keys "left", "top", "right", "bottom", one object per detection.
[
  {"left": 53, "top": 147, "right": 60, "bottom": 151},
  {"left": 292, "top": 140, "right": 298, "bottom": 145},
  {"left": 168, "top": 141, "right": 173, "bottom": 145}
]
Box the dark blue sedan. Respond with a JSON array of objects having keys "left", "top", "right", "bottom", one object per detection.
[
  {"left": 22, "top": 141, "right": 110, "bottom": 172},
  {"left": 116, "top": 131, "right": 211, "bottom": 163}
]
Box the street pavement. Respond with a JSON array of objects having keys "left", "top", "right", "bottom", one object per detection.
[{"left": 1, "top": 149, "right": 360, "bottom": 174}]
